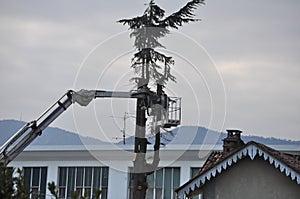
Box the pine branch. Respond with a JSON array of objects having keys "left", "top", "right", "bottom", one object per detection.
[
  {"left": 118, "top": 0, "right": 204, "bottom": 85},
  {"left": 117, "top": 15, "right": 147, "bottom": 29},
  {"left": 145, "top": 0, "right": 165, "bottom": 21},
  {"left": 118, "top": 1, "right": 166, "bottom": 29},
  {"left": 130, "top": 27, "right": 168, "bottom": 49},
  {"left": 162, "top": 0, "right": 205, "bottom": 29}
]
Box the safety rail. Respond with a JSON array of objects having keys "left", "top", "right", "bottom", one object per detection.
[{"left": 163, "top": 97, "right": 181, "bottom": 128}]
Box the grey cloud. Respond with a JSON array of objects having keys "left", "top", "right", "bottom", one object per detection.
[{"left": 0, "top": 0, "right": 299, "bottom": 141}]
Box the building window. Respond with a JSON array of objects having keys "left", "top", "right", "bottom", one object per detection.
[
  {"left": 58, "top": 167, "right": 108, "bottom": 199},
  {"left": 190, "top": 167, "right": 202, "bottom": 199},
  {"left": 128, "top": 167, "right": 180, "bottom": 199},
  {"left": 190, "top": 167, "right": 201, "bottom": 179},
  {"left": 24, "top": 167, "right": 47, "bottom": 199}
]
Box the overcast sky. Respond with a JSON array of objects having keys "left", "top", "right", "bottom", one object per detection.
[{"left": 0, "top": 0, "right": 299, "bottom": 142}]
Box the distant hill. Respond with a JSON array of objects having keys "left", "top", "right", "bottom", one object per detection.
[
  {"left": 0, "top": 120, "right": 106, "bottom": 146},
  {"left": 1, "top": 120, "right": 299, "bottom": 147},
  {"left": 118, "top": 126, "right": 300, "bottom": 146}
]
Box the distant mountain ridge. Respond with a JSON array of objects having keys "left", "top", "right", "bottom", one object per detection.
[
  {"left": 0, "top": 120, "right": 106, "bottom": 146},
  {"left": 0, "top": 120, "right": 299, "bottom": 147},
  {"left": 118, "top": 126, "right": 300, "bottom": 146}
]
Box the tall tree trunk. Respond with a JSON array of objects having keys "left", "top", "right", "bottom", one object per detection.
[{"left": 132, "top": 96, "right": 148, "bottom": 199}]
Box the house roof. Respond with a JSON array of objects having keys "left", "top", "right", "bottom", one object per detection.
[{"left": 176, "top": 141, "right": 300, "bottom": 199}]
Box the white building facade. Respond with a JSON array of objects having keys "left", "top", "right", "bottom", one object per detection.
[{"left": 9, "top": 144, "right": 300, "bottom": 199}]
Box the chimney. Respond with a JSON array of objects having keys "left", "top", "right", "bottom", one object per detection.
[{"left": 223, "top": 129, "right": 245, "bottom": 155}]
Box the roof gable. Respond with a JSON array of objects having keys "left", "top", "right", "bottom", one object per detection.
[{"left": 176, "top": 142, "right": 300, "bottom": 199}]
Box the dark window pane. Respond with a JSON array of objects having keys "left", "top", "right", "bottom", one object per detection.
[
  {"left": 146, "top": 187, "right": 154, "bottom": 199},
  {"left": 67, "top": 168, "right": 75, "bottom": 197},
  {"left": 93, "top": 167, "right": 101, "bottom": 189},
  {"left": 173, "top": 168, "right": 180, "bottom": 189},
  {"left": 59, "top": 188, "right": 66, "bottom": 198},
  {"left": 147, "top": 172, "right": 154, "bottom": 189},
  {"left": 85, "top": 167, "right": 92, "bottom": 187},
  {"left": 76, "top": 188, "right": 83, "bottom": 196},
  {"left": 23, "top": 167, "right": 48, "bottom": 199},
  {"left": 101, "top": 188, "right": 108, "bottom": 199},
  {"left": 101, "top": 167, "right": 109, "bottom": 188},
  {"left": 155, "top": 169, "right": 163, "bottom": 188},
  {"left": 59, "top": 167, "right": 67, "bottom": 186},
  {"left": 32, "top": 167, "right": 40, "bottom": 187},
  {"left": 155, "top": 188, "right": 162, "bottom": 199},
  {"left": 76, "top": 167, "right": 84, "bottom": 187},
  {"left": 155, "top": 168, "right": 163, "bottom": 199},
  {"left": 191, "top": 167, "right": 201, "bottom": 178},
  {"left": 32, "top": 188, "right": 39, "bottom": 198},
  {"left": 40, "top": 167, "right": 47, "bottom": 199},
  {"left": 24, "top": 167, "right": 31, "bottom": 187},
  {"left": 163, "top": 168, "right": 172, "bottom": 199},
  {"left": 146, "top": 172, "right": 155, "bottom": 199},
  {"left": 85, "top": 188, "right": 91, "bottom": 197},
  {"left": 57, "top": 167, "right": 108, "bottom": 199}
]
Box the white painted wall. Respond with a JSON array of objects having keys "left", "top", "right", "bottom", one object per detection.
[
  {"left": 6, "top": 145, "right": 215, "bottom": 199},
  {"left": 107, "top": 166, "right": 129, "bottom": 199},
  {"left": 9, "top": 159, "right": 205, "bottom": 198}
]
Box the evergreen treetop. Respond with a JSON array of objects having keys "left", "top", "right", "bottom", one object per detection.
[{"left": 118, "top": 0, "right": 205, "bottom": 87}]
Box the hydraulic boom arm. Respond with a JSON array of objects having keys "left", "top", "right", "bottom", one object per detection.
[{"left": 0, "top": 89, "right": 138, "bottom": 165}]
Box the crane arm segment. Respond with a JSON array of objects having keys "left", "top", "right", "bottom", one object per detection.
[
  {"left": 0, "top": 89, "right": 138, "bottom": 165},
  {"left": 0, "top": 90, "right": 74, "bottom": 164}
]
